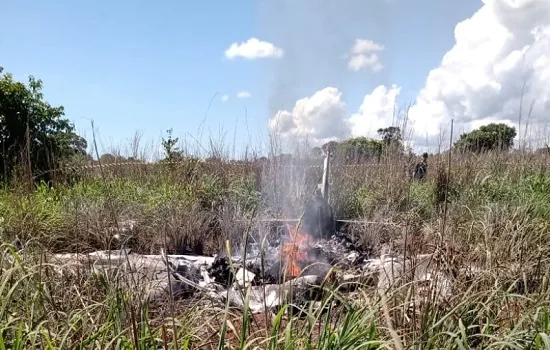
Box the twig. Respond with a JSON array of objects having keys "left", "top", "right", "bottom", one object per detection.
[
  {"left": 90, "top": 120, "right": 105, "bottom": 181},
  {"left": 442, "top": 119, "right": 454, "bottom": 241},
  {"left": 380, "top": 256, "right": 405, "bottom": 350},
  {"left": 160, "top": 231, "right": 180, "bottom": 349}
]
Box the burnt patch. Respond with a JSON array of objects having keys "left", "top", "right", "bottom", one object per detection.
[{"left": 207, "top": 255, "right": 234, "bottom": 287}]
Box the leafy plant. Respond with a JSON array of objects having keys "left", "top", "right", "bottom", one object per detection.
[
  {"left": 161, "top": 128, "right": 183, "bottom": 162},
  {"left": 0, "top": 67, "right": 86, "bottom": 182},
  {"left": 454, "top": 123, "right": 517, "bottom": 153}
]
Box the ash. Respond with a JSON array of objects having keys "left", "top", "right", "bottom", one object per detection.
[
  {"left": 161, "top": 225, "right": 369, "bottom": 312},
  {"left": 49, "top": 225, "right": 455, "bottom": 315},
  {"left": 311, "top": 231, "right": 371, "bottom": 268}
]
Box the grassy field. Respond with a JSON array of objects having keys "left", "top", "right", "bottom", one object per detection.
[{"left": 2, "top": 149, "right": 550, "bottom": 349}]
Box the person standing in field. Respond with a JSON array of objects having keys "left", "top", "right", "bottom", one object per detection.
[{"left": 413, "top": 153, "right": 429, "bottom": 180}]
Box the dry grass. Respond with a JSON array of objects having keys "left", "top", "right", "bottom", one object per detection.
[{"left": 1, "top": 144, "right": 550, "bottom": 348}]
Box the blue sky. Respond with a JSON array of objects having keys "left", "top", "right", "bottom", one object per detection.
[{"left": 2, "top": 0, "right": 485, "bottom": 156}]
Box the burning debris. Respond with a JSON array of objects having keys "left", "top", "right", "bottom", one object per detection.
[
  {"left": 48, "top": 220, "right": 455, "bottom": 317},
  {"left": 47, "top": 153, "right": 458, "bottom": 315},
  {"left": 281, "top": 223, "right": 313, "bottom": 278},
  {"left": 47, "top": 228, "right": 458, "bottom": 316},
  {"left": 207, "top": 255, "right": 235, "bottom": 286}
]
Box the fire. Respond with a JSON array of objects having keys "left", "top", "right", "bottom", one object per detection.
[{"left": 280, "top": 224, "right": 311, "bottom": 278}]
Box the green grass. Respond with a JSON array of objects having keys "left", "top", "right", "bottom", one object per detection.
[
  {"left": 1, "top": 152, "right": 550, "bottom": 348},
  {"left": 2, "top": 241, "right": 550, "bottom": 349}
]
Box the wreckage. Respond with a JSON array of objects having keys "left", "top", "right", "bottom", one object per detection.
[{"left": 48, "top": 152, "right": 457, "bottom": 314}]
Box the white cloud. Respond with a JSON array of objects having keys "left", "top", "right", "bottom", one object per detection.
[
  {"left": 269, "top": 87, "right": 351, "bottom": 146},
  {"left": 221, "top": 95, "right": 229, "bottom": 102},
  {"left": 347, "top": 39, "right": 384, "bottom": 72},
  {"left": 351, "top": 39, "right": 384, "bottom": 55},
  {"left": 225, "top": 38, "right": 284, "bottom": 60},
  {"left": 269, "top": 0, "right": 550, "bottom": 150},
  {"left": 350, "top": 85, "right": 401, "bottom": 137},
  {"left": 408, "top": 0, "right": 550, "bottom": 148},
  {"left": 269, "top": 85, "right": 403, "bottom": 146},
  {"left": 236, "top": 91, "right": 251, "bottom": 99}
]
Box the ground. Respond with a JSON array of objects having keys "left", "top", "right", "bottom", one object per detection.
[{"left": 1, "top": 151, "right": 550, "bottom": 349}]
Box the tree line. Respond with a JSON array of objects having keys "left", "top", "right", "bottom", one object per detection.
[
  {"left": 316, "top": 124, "right": 518, "bottom": 163},
  {"left": 0, "top": 68, "right": 525, "bottom": 183}
]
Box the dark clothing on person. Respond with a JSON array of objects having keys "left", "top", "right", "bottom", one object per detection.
[{"left": 413, "top": 160, "right": 428, "bottom": 180}]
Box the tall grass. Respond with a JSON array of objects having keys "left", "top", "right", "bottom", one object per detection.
[{"left": 2, "top": 136, "right": 550, "bottom": 348}]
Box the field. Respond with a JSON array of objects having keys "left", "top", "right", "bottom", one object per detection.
[{"left": 2, "top": 148, "right": 550, "bottom": 349}]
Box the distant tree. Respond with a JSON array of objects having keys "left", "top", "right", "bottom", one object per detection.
[
  {"left": 205, "top": 156, "right": 223, "bottom": 163},
  {"left": 84, "top": 153, "right": 94, "bottom": 163},
  {"left": 535, "top": 145, "right": 550, "bottom": 156},
  {"left": 310, "top": 147, "right": 323, "bottom": 158},
  {"left": 377, "top": 126, "right": 404, "bottom": 153},
  {"left": 377, "top": 126, "right": 402, "bottom": 145},
  {"left": 275, "top": 153, "right": 292, "bottom": 163},
  {"left": 0, "top": 67, "right": 86, "bottom": 181},
  {"left": 99, "top": 153, "right": 126, "bottom": 164},
  {"left": 322, "top": 141, "right": 339, "bottom": 154},
  {"left": 337, "top": 137, "right": 383, "bottom": 162},
  {"left": 454, "top": 123, "right": 517, "bottom": 153},
  {"left": 161, "top": 128, "right": 183, "bottom": 162}
]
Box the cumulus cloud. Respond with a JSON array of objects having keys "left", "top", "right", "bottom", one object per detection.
[
  {"left": 236, "top": 91, "right": 251, "bottom": 99},
  {"left": 225, "top": 38, "right": 284, "bottom": 60},
  {"left": 350, "top": 85, "right": 401, "bottom": 137},
  {"left": 269, "top": 85, "right": 403, "bottom": 146},
  {"left": 269, "top": 0, "right": 550, "bottom": 150},
  {"left": 221, "top": 95, "right": 229, "bottom": 102},
  {"left": 347, "top": 39, "right": 384, "bottom": 72},
  {"left": 268, "top": 87, "right": 351, "bottom": 145},
  {"left": 408, "top": 0, "right": 550, "bottom": 147}
]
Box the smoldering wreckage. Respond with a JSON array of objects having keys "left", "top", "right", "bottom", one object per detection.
[{"left": 48, "top": 155, "right": 457, "bottom": 317}]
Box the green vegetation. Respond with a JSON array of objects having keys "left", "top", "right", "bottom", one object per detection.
[
  {"left": 0, "top": 152, "right": 548, "bottom": 348},
  {"left": 2, "top": 70, "right": 550, "bottom": 349},
  {"left": 321, "top": 126, "right": 404, "bottom": 163},
  {"left": 455, "top": 123, "right": 517, "bottom": 153},
  {"left": 161, "top": 128, "right": 184, "bottom": 162},
  {"left": 0, "top": 68, "right": 86, "bottom": 182},
  {"left": 337, "top": 137, "right": 383, "bottom": 162}
]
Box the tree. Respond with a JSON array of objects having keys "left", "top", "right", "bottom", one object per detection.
[
  {"left": 337, "top": 137, "right": 382, "bottom": 162},
  {"left": 377, "top": 126, "right": 404, "bottom": 153},
  {"left": 310, "top": 147, "right": 323, "bottom": 158},
  {"left": 0, "top": 68, "right": 87, "bottom": 181},
  {"left": 161, "top": 128, "right": 183, "bottom": 162},
  {"left": 535, "top": 145, "right": 550, "bottom": 156},
  {"left": 321, "top": 141, "right": 339, "bottom": 154},
  {"left": 377, "top": 126, "right": 402, "bottom": 145},
  {"left": 99, "top": 153, "right": 126, "bottom": 164},
  {"left": 454, "top": 123, "right": 517, "bottom": 153}
]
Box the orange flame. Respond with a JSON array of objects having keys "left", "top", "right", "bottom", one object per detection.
[{"left": 280, "top": 224, "right": 311, "bottom": 278}]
